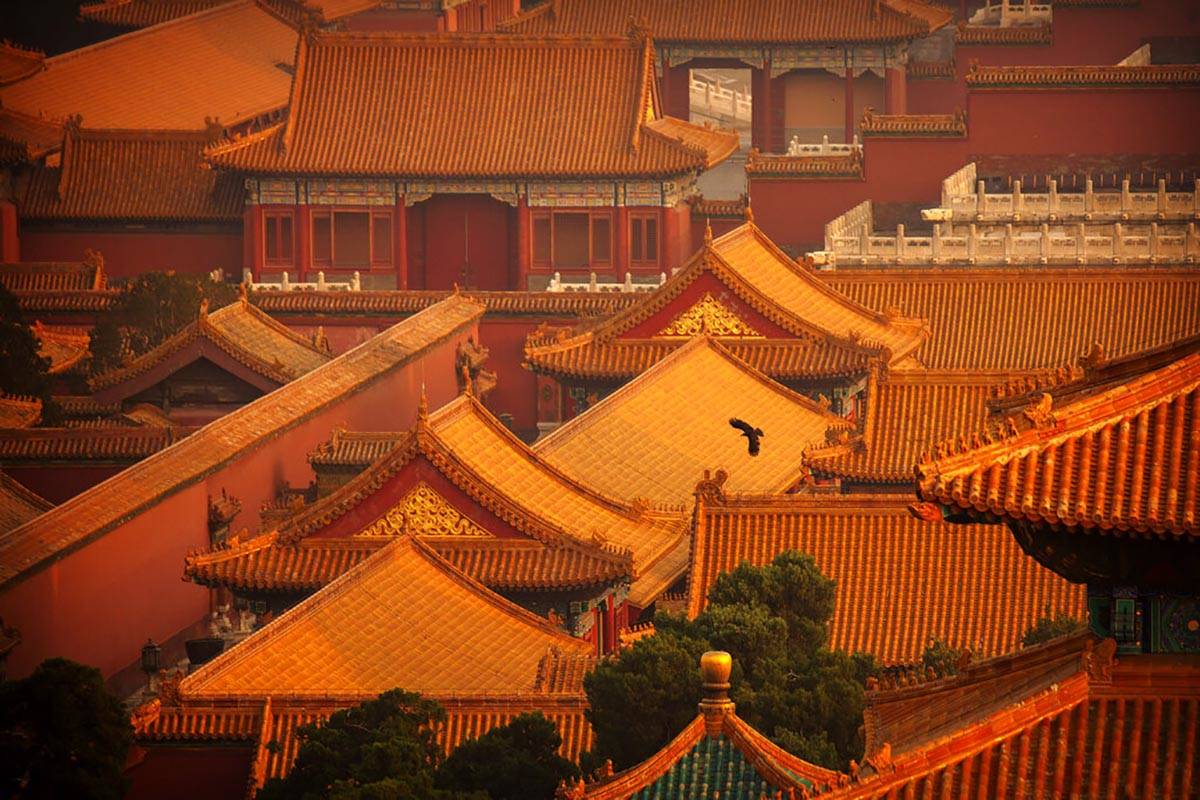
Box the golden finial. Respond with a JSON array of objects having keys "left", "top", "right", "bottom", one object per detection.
[
  {"left": 703, "top": 218, "right": 713, "bottom": 245},
  {"left": 417, "top": 384, "right": 429, "bottom": 424},
  {"left": 743, "top": 203, "right": 755, "bottom": 223},
  {"left": 198, "top": 297, "right": 210, "bottom": 318},
  {"left": 238, "top": 281, "right": 249, "bottom": 304},
  {"left": 698, "top": 651, "right": 734, "bottom": 737}
]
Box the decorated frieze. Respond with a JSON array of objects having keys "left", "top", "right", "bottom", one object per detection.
[
  {"left": 663, "top": 43, "right": 906, "bottom": 76},
  {"left": 658, "top": 293, "right": 763, "bottom": 337},
  {"left": 308, "top": 178, "right": 396, "bottom": 206},
  {"left": 357, "top": 482, "right": 492, "bottom": 538}
]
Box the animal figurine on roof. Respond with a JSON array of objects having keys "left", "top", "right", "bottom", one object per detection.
[{"left": 729, "top": 418, "right": 764, "bottom": 456}]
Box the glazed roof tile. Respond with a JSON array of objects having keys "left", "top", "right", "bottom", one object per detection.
[
  {"left": 744, "top": 151, "right": 864, "bottom": 177},
  {"left": 0, "top": 108, "right": 61, "bottom": 165},
  {"left": 429, "top": 395, "right": 689, "bottom": 606},
  {"left": 687, "top": 493, "right": 1084, "bottom": 665},
  {"left": 859, "top": 109, "right": 967, "bottom": 138},
  {"left": 254, "top": 288, "right": 642, "bottom": 319},
  {"left": 826, "top": 268, "right": 1200, "bottom": 372},
  {"left": 535, "top": 338, "right": 851, "bottom": 506},
  {"left": 0, "top": 0, "right": 296, "bottom": 130},
  {"left": 89, "top": 298, "right": 329, "bottom": 397},
  {"left": 804, "top": 372, "right": 997, "bottom": 485},
  {"left": 32, "top": 323, "right": 90, "bottom": 375},
  {"left": 307, "top": 429, "right": 403, "bottom": 467},
  {"left": 955, "top": 22, "right": 1053, "bottom": 46},
  {"left": 0, "top": 472, "right": 50, "bottom": 536},
  {"left": 20, "top": 128, "right": 243, "bottom": 222},
  {"left": 182, "top": 535, "right": 593, "bottom": 696},
  {"left": 916, "top": 351, "right": 1200, "bottom": 539},
  {"left": 827, "top": 652, "right": 1200, "bottom": 799},
  {"left": 0, "top": 425, "right": 192, "bottom": 462},
  {"left": 0, "top": 258, "right": 106, "bottom": 293},
  {"left": 0, "top": 296, "right": 483, "bottom": 588},
  {"left": 499, "top": 0, "right": 951, "bottom": 44},
  {"left": 525, "top": 222, "right": 924, "bottom": 378},
  {"left": 0, "top": 396, "right": 42, "bottom": 429},
  {"left": 581, "top": 713, "right": 840, "bottom": 799},
  {"left": 79, "top": 0, "right": 240, "bottom": 28},
  {"left": 0, "top": 42, "right": 44, "bottom": 86},
  {"left": 966, "top": 62, "right": 1200, "bottom": 87},
  {"left": 206, "top": 32, "right": 736, "bottom": 178}
]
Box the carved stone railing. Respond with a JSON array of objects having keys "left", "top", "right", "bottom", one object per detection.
[
  {"left": 546, "top": 271, "right": 667, "bottom": 293},
  {"left": 242, "top": 268, "right": 362, "bottom": 292},
  {"left": 943, "top": 177, "right": 1200, "bottom": 223},
  {"left": 787, "top": 134, "right": 862, "bottom": 157},
  {"left": 968, "top": 0, "right": 1052, "bottom": 26},
  {"left": 823, "top": 200, "right": 874, "bottom": 252},
  {"left": 817, "top": 221, "right": 1200, "bottom": 266},
  {"left": 689, "top": 75, "right": 752, "bottom": 124}
]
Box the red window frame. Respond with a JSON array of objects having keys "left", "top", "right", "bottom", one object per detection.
[
  {"left": 310, "top": 207, "right": 395, "bottom": 270},
  {"left": 263, "top": 209, "right": 295, "bottom": 267},
  {"left": 529, "top": 209, "right": 614, "bottom": 270},
  {"left": 629, "top": 211, "right": 659, "bottom": 267}
]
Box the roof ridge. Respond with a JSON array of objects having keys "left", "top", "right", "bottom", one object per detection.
[{"left": 0, "top": 470, "right": 52, "bottom": 514}]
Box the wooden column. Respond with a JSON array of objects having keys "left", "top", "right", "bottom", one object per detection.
[
  {"left": 244, "top": 205, "right": 264, "bottom": 280},
  {"left": 295, "top": 205, "right": 311, "bottom": 283},
  {"left": 515, "top": 193, "right": 530, "bottom": 290},
  {"left": 660, "top": 205, "right": 678, "bottom": 273},
  {"left": 659, "top": 54, "right": 671, "bottom": 117},
  {"left": 395, "top": 197, "right": 408, "bottom": 290},
  {"left": 844, "top": 67, "right": 856, "bottom": 144},
  {"left": 885, "top": 66, "right": 907, "bottom": 115},
  {"left": 759, "top": 64, "right": 773, "bottom": 153},
  {"left": 0, "top": 200, "right": 18, "bottom": 263},
  {"left": 614, "top": 205, "right": 629, "bottom": 275}
]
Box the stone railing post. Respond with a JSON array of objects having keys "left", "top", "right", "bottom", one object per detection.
[
  {"left": 895, "top": 224, "right": 906, "bottom": 259},
  {"left": 351, "top": 271, "right": 361, "bottom": 291},
  {"left": 1186, "top": 223, "right": 1198, "bottom": 261},
  {"left": 1076, "top": 222, "right": 1086, "bottom": 262},
  {"left": 1120, "top": 178, "right": 1131, "bottom": 216},
  {"left": 1048, "top": 178, "right": 1058, "bottom": 217},
  {"left": 931, "top": 224, "right": 942, "bottom": 261},
  {"left": 316, "top": 271, "right": 326, "bottom": 291},
  {"left": 1150, "top": 222, "right": 1159, "bottom": 261},
  {"left": 624, "top": 272, "right": 633, "bottom": 291},
  {"left": 1084, "top": 177, "right": 1094, "bottom": 214},
  {"left": 1157, "top": 178, "right": 1167, "bottom": 217},
  {"left": 588, "top": 271, "right": 597, "bottom": 291},
  {"left": 977, "top": 179, "right": 987, "bottom": 218},
  {"left": 967, "top": 223, "right": 977, "bottom": 262},
  {"left": 280, "top": 271, "right": 290, "bottom": 291},
  {"left": 1003, "top": 223, "right": 1014, "bottom": 261},
  {"left": 859, "top": 226, "right": 870, "bottom": 257},
  {"left": 1039, "top": 223, "right": 1050, "bottom": 263},
  {"left": 1012, "top": 179, "right": 1023, "bottom": 218},
  {"left": 1113, "top": 222, "right": 1123, "bottom": 260}
]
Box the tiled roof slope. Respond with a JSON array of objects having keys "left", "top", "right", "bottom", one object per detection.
[
  {"left": 916, "top": 352, "right": 1200, "bottom": 539},
  {"left": 0, "top": 0, "right": 296, "bottom": 130},
  {"left": 825, "top": 644, "right": 1200, "bottom": 799},
  {"left": 966, "top": 63, "right": 1200, "bottom": 88},
  {"left": 89, "top": 298, "right": 329, "bottom": 396},
  {"left": 687, "top": 493, "right": 1084, "bottom": 664},
  {"left": 0, "top": 42, "right": 44, "bottom": 86},
  {"left": 308, "top": 429, "right": 403, "bottom": 467},
  {"left": 0, "top": 108, "right": 61, "bottom": 165},
  {"left": 0, "top": 258, "right": 106, "bottom": 293},
  {"left": 524, "top": 223, "right": 925, "bottom": 378},
  {"left": 255, "top": 288, "right": 643, "bottom": 319},
  {"left": 183, "top": 535, "right": 593, "bottom": 696},
  {"left": 0, "top": 396, "right": 42, "bottom": 429},
  {"left": 0, "top": 295, "right": 484, "bottom": 588},
  {"left": 0, "top": 426, "right": 192, "bottom": 462},
  {"left": 500, "top": 0, "right": 951, "bottom": 44},
  {"left": 804, "top": 372, "right": 997, "bottom": 486},
  {"left": 581, "top": 713, "right": 840, "bottom": 799},
  {"left": 206, "top": 33, "right": 737, "bottom": 178},
  {"left": 535, "top": 338, "right": 851, "bottom": 506},
  {"left": 430, "top": 395, "right": 689, "bottom": 606},
  {"left": 20, "top": 128, "right": 243, "bottom": 222},
  {"left": 0, "top": 472, "right": 50, "bottom": 536},
  {"left": 826, "top": 269, "right": 1200, "bottom": 371},
  {"left": 79, "top": 0, "right": 238, "bottom": 28},
  {"left": 33, "top": 323, "right": 91, "bottom": 375}
]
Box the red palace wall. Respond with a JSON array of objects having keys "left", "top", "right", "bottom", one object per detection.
[
  {"left": 18, "top": 228, "right": 243, "bottom": 279},
  {"left": 0, "top": 319, "right": 474, "bottom": 683},
  {"left": 3, "top": 464, "right": 128, "bottom": 505},
  {"left": 751, "top": 85, "right": 1200, "bottom": 252}
]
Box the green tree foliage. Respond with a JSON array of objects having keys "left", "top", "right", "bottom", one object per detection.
[
  {"left": 257, "top": 689, "right": 471, "bottom": 800},
  {"left": 435, "top": 712, "right": 579, "bottom": 800},
  {"left": 1021, "top": 610, "right": 1086, "bottom": 647},
  {"left": 585, "top": 551, "right": 877, "bottom": 772},
  {"left": 0, "top": 284, "right": 59, "bottom": 424},
  {"left": 0, "top": 658, "right": 133, "bottom": 800},
  {"left": 920, "top": 638, "right": 963, "bottom": 677},
  {"left": 88, "top": 272, "right": 237, "bottom": 375}
]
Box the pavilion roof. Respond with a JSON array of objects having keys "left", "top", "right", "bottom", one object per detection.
[
  {"left": 535, "top": 337, "right": 851, "bottom": 506},
  {"left": 0, "top": 472, "right": 50, "bottom": 536},
  {"left": 0, "top": 396, "right": 42, "bottom": 429},
  {"left": 182, "top": 535, "right": 594, "bottom": 697},
  {"left": 0, "top": 295, "right": 483, "bottom": 588},
  {"left": 0, "top": 257, "right": 106, "bottom": 294},
  {"left": 307, "top": 429, "right": 403, "bottom": 468},
  {"left": 89, "top": 297, "right": 330, "bottom": 398},
  {"left": 0, "top": 0, "right": 296, "bottom": 130},
  {"left": 0, "top": 425, "right": 193, "bottom": 463},
  {"left": 429, "top": 395, "right": 689, "bottom": 606},
  {"left": 19, "top": 127, "right": 243, "bottom": 222},
  {"left": 32, "top": 323, "right": 90, "bottom": 375},
  {"left": 825, "top": 268, "right": 1200, "bottom": 372},
  {"left": 524, "top": 222, "right": 925, "bottom": 379},
  {"left": 0, "top": 108, "right": 61, "bottom": 166},
  {"left": 79, "top": 0, "right": 239, "bottom": 28},
  {"left": 578, "top": 712, "right": 841, "bottom": 799},
  {"left": 916, "top": 351, "right": 1200, "bottom": 540},
  {"left": 803, "top": 371, "right": 998, "bottom": 486},
  {"left": 499, "top": 0, "right": 951, "bottom": 45},
  {"left": 205, "top": 32, "right": 737, "bottom": 179},
  {"left": 687, "top": 492, "right": 1084, "bottom": 665},
  {"left": 822, "top": 638, "right": 1200, "bottom": 799}
]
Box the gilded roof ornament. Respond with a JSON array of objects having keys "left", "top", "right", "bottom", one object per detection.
[{"left": 658, "top": 293, "right": 762, "bottom": 338}]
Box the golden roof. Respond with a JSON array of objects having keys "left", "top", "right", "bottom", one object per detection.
[
  {"left": 183, "top": 535, "right": 592, "bottom": 697},
  {"left": 0, "top": 471, "right": 50, "bottom": 536},
  {"left": 536, "top": 337, "right": 851, "bottom": 506},
  {"left": 32, "top": 323, "right": 90, "bottom": 375},
  {"left": 0, "top": 395, "right": 42, "bottom": 429},
  {"left": 430, "top": 395, "right": 689, "bottom": 607}
]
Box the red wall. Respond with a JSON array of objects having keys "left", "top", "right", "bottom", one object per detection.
[
  {"left": 0, "top": 314, "right": 476, "bottom": 682},
  {"left": 421, "top": 195, "right": 513, "bottom": 291},
  {"left": 2, "top": 464, "right": 129, "bottom": 504},
  {"left": 126, "top": 747, "right": 254, "bottom": 800},
  {"left": 18, "top": 229, "right": 243, "bottom": 279}
]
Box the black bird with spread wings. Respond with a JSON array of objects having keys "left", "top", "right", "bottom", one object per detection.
[{"left": 729, "top": 418, "right": 764, "bottom": 456}]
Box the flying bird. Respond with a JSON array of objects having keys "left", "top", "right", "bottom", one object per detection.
[{"left": 729, "top": 418, "right": 764, "bottom": 456}]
